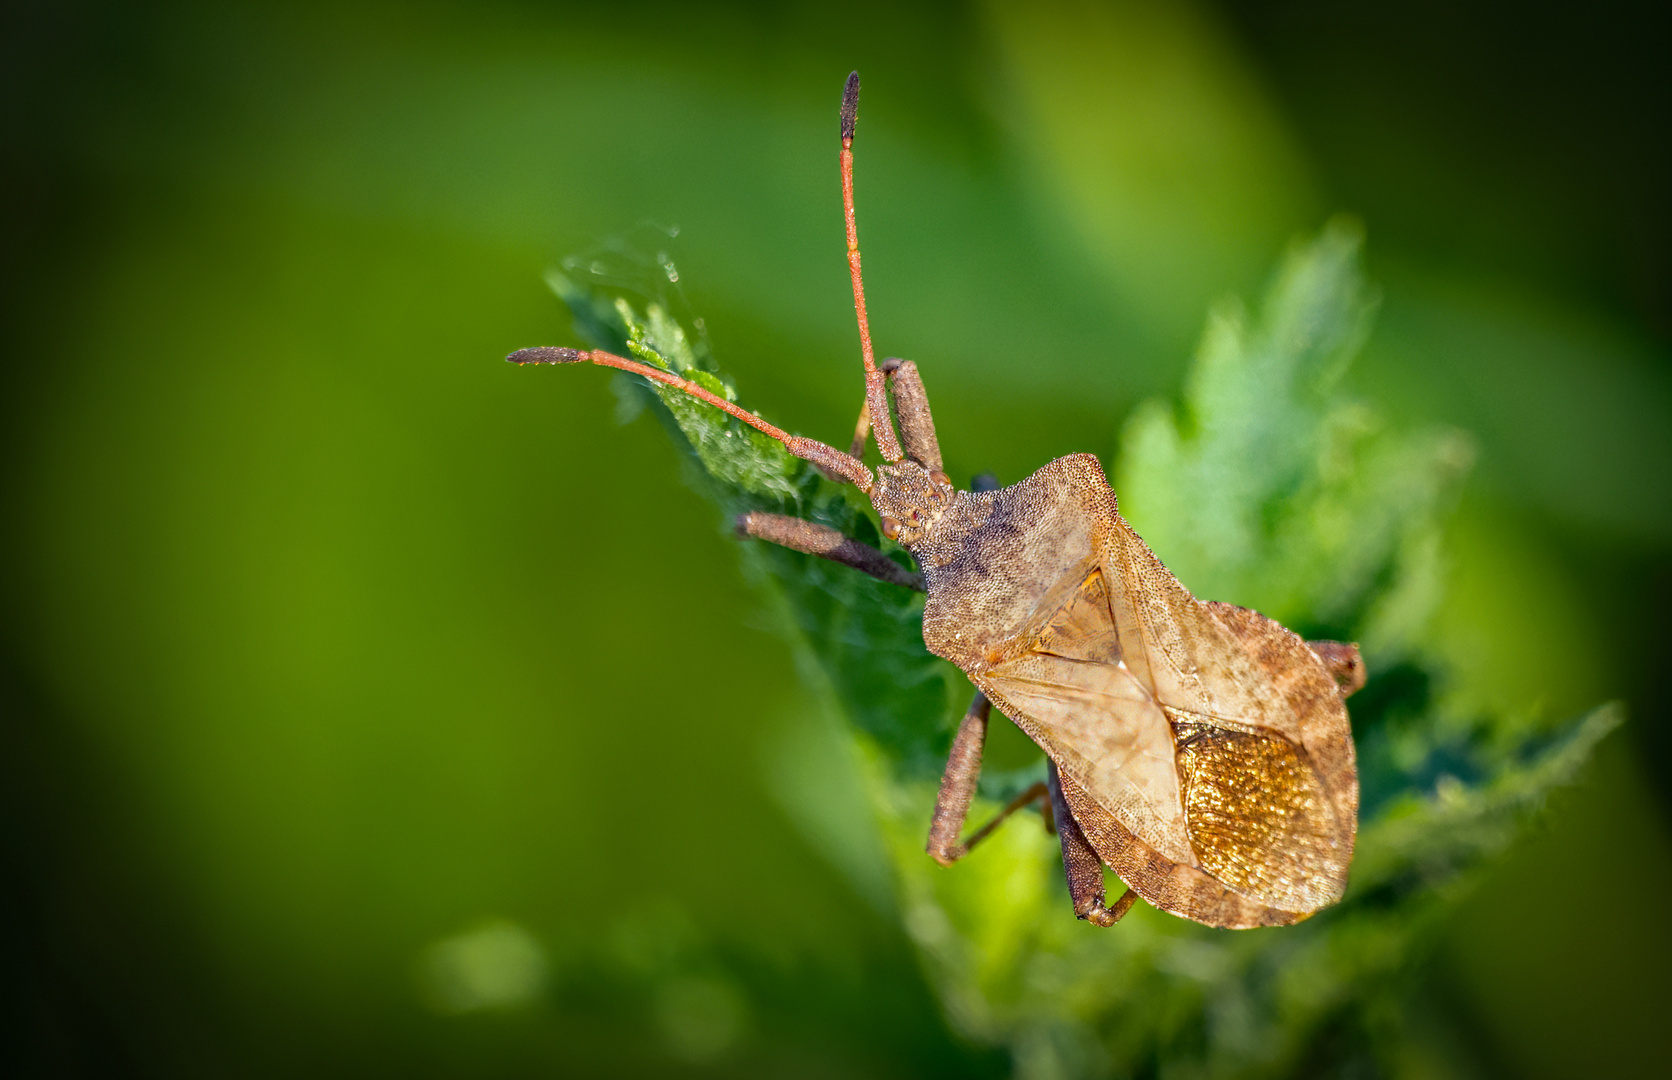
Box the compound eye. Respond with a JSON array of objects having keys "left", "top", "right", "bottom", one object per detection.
[
  {"left": 930, "top": 469, "right": 952, "bottom": 490},
  {"left": 880, "top": 516, "right": 902, "bottom": 541}
]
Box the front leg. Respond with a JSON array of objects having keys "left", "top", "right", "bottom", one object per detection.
[{"left": 926, "top": 692, "right": 1053, "bottom": 866}]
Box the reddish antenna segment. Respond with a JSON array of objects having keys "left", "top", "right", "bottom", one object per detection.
[
  {"left": 840, "top": 72, "right": 904, "bottom": 464},
  {"left": 508, "top": 346, "right": 874, "bottom": 491}
]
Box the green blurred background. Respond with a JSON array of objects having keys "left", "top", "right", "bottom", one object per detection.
[{"left": 2, "top": 0, "right": 1667, "bottom": 1076}]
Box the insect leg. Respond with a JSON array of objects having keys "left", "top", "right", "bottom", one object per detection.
[
  {"left": 846, "top": 400, "right": 874, "bottom": 460},
  {"left": 1047, "top": 760, "right": 1138, "bottom": 927},
  {"left": 880, "top": 358, "right": 943, "bottom": 474},
  {"left": 926, "top": 694, "right": 990, "bottom": 865},
  {"left": 926, "top": 693, "right": 1054, "bottom": 866},
  {"left": 736, "top": 512, "right": 924, "bottom": 590}
]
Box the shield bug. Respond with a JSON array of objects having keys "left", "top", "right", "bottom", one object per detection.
[{"left": 509, "top": 73, "right": 1362, "bottom": 928}]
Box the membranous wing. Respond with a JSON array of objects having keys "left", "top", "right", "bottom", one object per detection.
[
  {"left": 1168, "top": 710, "right": 1347, "bottom": 912},
  {"left": 1106, "top": 525, "right": 1353, "bottom": 912}
]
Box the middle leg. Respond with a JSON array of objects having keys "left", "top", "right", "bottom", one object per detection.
[{"left": 1047, "top": 760, "right": 1137, "bottom": 927}]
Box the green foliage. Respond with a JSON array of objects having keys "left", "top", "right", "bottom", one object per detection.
[
  {"left": 1117, "top": 221, "right": 1472, "bottom": 646},
  {"left": 553, "top": 224, "right": 1613, "bottom": 1079}
]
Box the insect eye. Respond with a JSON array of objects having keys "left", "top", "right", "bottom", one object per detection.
[{"left": 880, "top": 516, "right": 902, "bottom": 541}]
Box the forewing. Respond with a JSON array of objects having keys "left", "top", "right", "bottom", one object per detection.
[
  {"left": 980, "top": 568, "right": 1197, "bottom": 867},
  {"left": 1104, "top": 525, "right": 1268, "bottom": 726},
  {"left": 1103, "top": 525, "right": 1354, "bottom": 910},
  {"left": 986, "top": 521, "right": 1352, "bottom": 913}
]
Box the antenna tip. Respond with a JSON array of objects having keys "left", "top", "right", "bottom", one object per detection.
[
  {"left": 840, "top": 71, "right": 860, "bottom": 141},
  {"left": 507, "top": 346, "right": 583, "bottom": 365}
]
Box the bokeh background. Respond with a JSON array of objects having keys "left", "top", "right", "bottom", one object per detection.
[{"left": 3, "top": 1, "right": 1667, "bottom": 1077}]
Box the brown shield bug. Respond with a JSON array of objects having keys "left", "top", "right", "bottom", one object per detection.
[{"left": 510, "top": 73, "right": 1362, "bottom": 928}]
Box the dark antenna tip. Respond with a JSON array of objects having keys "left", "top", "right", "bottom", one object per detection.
[
  {"left": 508, "top": 346, "right": 582, "bottom": 365},
  {"left": 840, "top": 71, "right": 860, "bottom": 141}
]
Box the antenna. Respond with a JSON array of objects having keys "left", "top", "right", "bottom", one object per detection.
[
  {"left": 840, "top": 72, "right": 904, "bottom": 463},
  {"left": 507, "top": 347, "right": 874, "bottom": 491}
]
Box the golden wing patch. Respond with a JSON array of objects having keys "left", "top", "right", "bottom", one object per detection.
[{"left": 1170, "top": 714, "right": 1349, "bottom": 911}]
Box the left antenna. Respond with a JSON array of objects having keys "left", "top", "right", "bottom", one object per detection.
[{"left": 840, "top": 71, "right": 904, "bottom": 464}]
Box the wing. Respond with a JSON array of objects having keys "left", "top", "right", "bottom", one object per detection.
[
  {"left": 980, "top": 566, "right": 1197, "bottom": 868},
  {"left": 974, "top": 561, "right": 1350, "bottom": 914},
  {"left": 916, "top": 454, "right": 1357, "bottom": 922},
  {"left": 1101, "top": 522, "right": 1356, "bottom": 913}
]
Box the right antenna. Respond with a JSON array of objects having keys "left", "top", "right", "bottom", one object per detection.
[{"left": 840, "top": 72, "right": 904, "bottom": 463}]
